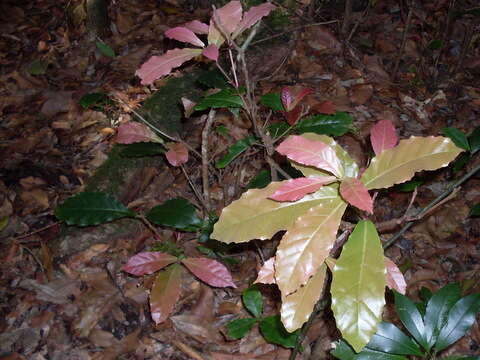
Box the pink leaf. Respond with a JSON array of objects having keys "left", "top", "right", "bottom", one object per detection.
[
  {"left": 116, "top": 122, "right": 163, "bottom": 144},
  {"left": 136, "top": 48, "right": 202, "bottom": 85},
  {"left": 276, "top": 135, "right": 343, "bottom": 177},
  {"left": 339, "top": 177, "right": 373, "bottom": 213},
  {"left": 123, "top": 252, "right": 178, "bottom": 276},
  {"left": 165, "top": 27, "right": 205, "bottom": 48},
  {"left": 232, "top": 2, "right": 276, "bottom": 39},
  {"left": 202, "top": 44, "right": 219, "bottom": 61},
  {"left": 370, "top": 119, "right": 398, "bottom": 156},
  {"left": 269, "top": 176, "right": 337, "bottom": 202},
  {"left": 181, "top": 97, "right": 196, "bottom": 118},
  {"left": 183, "top": 20, "right": 209, "bottom": 34},
  {"left": 165, "top": 142, "right": 189, "bottom": 167},
  {"left": 182, "top": 257, "right": 236, "bottom": 288},
  {"left": 315, "top": 100, "right": 336, "bottom": 115},
  {"left": 385, "top": 257, "right": 406, "bottom": 294},
  {"left": 254, "top": 257, "right": 276, "bottom": 284},
  {"left": 281, "top": 86, "right": 313, "bottom": 112},
  {"left": 150, "top": 264, "right": 183, "bottom": 324},
  {"left": 284, "top": 105, "right": 302, "bottom": 126},
  {"left": 208, "top": 1, "right": 243, "bottom": 46}
]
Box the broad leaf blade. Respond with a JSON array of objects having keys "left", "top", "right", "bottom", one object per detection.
[
  {"left": 165, "top": 142, "right": 189, "bottom": 166},
  {"left": 394, "top": 291, "right": 428, "bottom": 349},
  {"left": 260, "top": 93, "right": 283, "bottom": 111},
  {"left": 211, "top": 182, "right": 341, "bottom": 243},
  {"left": 370, "top": 119, "right": 398, "bottom": 156},
  {"left": 181, "top": 257, "right": 236, "bottom": 288},
  {"left": 281, "top": 264, "right": 327, "bottom": 332},
  {"left": 202, "top": 44, "right": 219, "bottom": 61},
  {"left": 254, "top": 257, "right": 276, "bottom": 284},
  {"left": 295, "top": 112, "right": 353, "bottom": 136},
  {"left": 123, "top": 252, "right": 177, "bottom": 276},
  {"left": 259, "top": 315, "right": 299, "bottom": 348},
  {"left": 116, "top": 121, "right": 163, "bottom": 144},
  {"left": 232, "top": 2, "right": 276, "bottom": 39},
  {"left": 183, "top": 20, "right": 209, "bottom": 34},
  {"left": 55, "top": 192, "right": 135, "bottom": 226},
  {"left": 243, "top": 285, "right": 263, "bottom": 318},
  {"left": 269, "top": 176, "right": 337, "bottom": 202},
  {"left": 361, "top": 136, "right": 463, "bottom": 190},
  {"left": 146, "top": 198, "right": 202, "bottom": 231},
  {"left": 195, "top": 89, "right": 244, "bottom": 111},
  {"left": 469, "top": 127, "right": 480, "bottom": 154},
  {"left": 331, "top": 340, "right": 357, "bottom": 360},
  {"left": 165, "top": 26, "right": 205, "bottom": 47},
  {"left": 275, "top": 194, "right": 346, "bottom": 295},
  {"left": 385, "top": 257, "right": 407, "bottom": 295},
  {"left": 227, "top": 318, "right": 257, "bottom": 339},
  {"left": 442, "top": 128, "right": 470, "bottom": 151},
  {"left": 150, "top": 264, "right": 183, "bottom": 324},
  {"left": 435, "top": 294, "right": 480, "bottom": 351},
  {"left": 339, "top": 177, "right": 373, "bottom": 213},
  {"left": 208, "top": 1, "right": 242, "bottom": 46},
  {"left": 331, "top": 220, "right": 386, "bottom": 352},
  {"left": 366, "top": 322, "right": 424, "bottom": 356},
  {"left": 216, "top": 136, "right": 257, "bottom": 168}
]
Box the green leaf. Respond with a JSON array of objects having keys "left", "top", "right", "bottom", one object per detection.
[
  {"left": 452, "top": 153, "right": 471, "bottom": 172},
  {"left": 331, "top": 340, "right": 357, "bottom": 360},
  {"left": 435, "top": 293, "right": 480, "bottom": 351},
  {"left": 243, "top": 285, "right": 263, "bottom": 318},
  {"left": 268, "top": 122, "right": 291, "bottom": 139},
  {"left": 96, "top": 41, "right": 115, "bottom": 58},
  {"left": 331, "top": 221, "right": 386, "bottom": 352},
  {"left": 428, "top": 39, "right": 443, "bottom": 50},
  {"left": 443, "top": 128, "right": 470, "bottom": 151},
  {"left": 295, "top": 112, "right": 353, "bottom": 136},
  {"left": 356, "top": 348, "right": 409, "bottom": 360},
  {"left": 146, "top": 198, "right": 202, "bottom": 231},
  {"left": 420, "top": 287, "right": 433, "bottom": 303},
  {"left": 260, "top": 93, "right": 284, "bottom": 111},
  {"left": 27, "top": 59, "right": 48, "bottom": 75},
  {"left": 227, "top": 318, "right": 258, "bottom": 339},
  {"left": 397, "top": 179, "right": 424, "bottom": 192},
  {"left": 119, "top": 142, "right": 165, "bottom": 157},
  {"left": 246, "top": 170, "right": 271, "bottom": 189},
  {"left": 469, "top": 127, "right": 480, "bottom": 154},
  {"left": 197, "top": 69, "right": 229, "bottom": 89},
  {"left": 394, "top": 291, "right": 428, "bottom": 349},
  {"left": 259, "top": 315, "right": 299, "bottom": 348},
  {"left": 469, "top": 204, "right": 480, "bottom": 217},
  {"left": 55, "top": 192, "right": 135, "bottom": 226},
  {"left": 424, "top": 283, "right": 461, "bottom": 349},
  {"left": 366, "top": 322, "right": 424, "bottom": 356},
  {"left": 194, "top": 89, "right": 243, "bottom": 111},
  {"left": 215, "top": 125, "right": 230, "bottom": 137},
  {"left": 79, "top": 92, "right": 108, "bottom": 109},
  {"left": 215, "top": 136, "right": 258, "bottom": 168}
]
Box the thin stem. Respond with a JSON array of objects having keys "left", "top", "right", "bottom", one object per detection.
[
  {"left": 181, "top": 164, "right": 208, "bottom": 213},
  {"left": 138, "top": 214, "right": 163, "bottom": 241},
  {"left": 228, "top": 48, "right": 239, "bottom": 88},
  {"left": 393, "top": 1, "right": 414, "bottom": 80},
  {"left": 201, "top": 110, "right": 216, "bottom": 212}
]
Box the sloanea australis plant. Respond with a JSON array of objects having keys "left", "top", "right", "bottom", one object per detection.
[{"left": 211, "top": 120, "right": 464, "bottom": 352}]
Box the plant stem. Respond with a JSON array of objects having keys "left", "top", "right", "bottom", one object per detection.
[{"left": 201, "top": 110, "right": 216, "bottom": 212}]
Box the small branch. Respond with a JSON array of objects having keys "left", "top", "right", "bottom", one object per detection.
[
  {"left": 181, "top": 164, "right": 208, "bottom": 213},
  {"left": 341, "top": 0, "right": 353, "bottom": 35},
  {"left": 138, "top": 214, "right": 163, "bottom": 241},
  {"left": 14, "top": 221, "right": 61, "bottom": 241},
  {"left": 393, "top": 2, "right": 414, "bottom": 81},
  {"left": 201, "top": 110, "right": 216, "bottom": 212}
]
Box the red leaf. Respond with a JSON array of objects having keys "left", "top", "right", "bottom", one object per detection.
[
  {"left": 165, "top": 27, "right": 205, "bottom": 48},
  {"left": 150, "top": 264, "right": 183, "bottom": 324},
  {"left": 269, "top": 176, "right": 337, "bottom": 202},
  {"left": 315, "top": 100, "right": 336, "bottom": 114},
  {"left": 385, "top": 257, "right": 406, "bottom": 295},
  {"left": 208, "top": 1, "right": 243, "bottom": 46},
  {"left": 339, "top": 177, "right": 373, "bottom": 213},
  {"left": 123, "top": 251, "right": 177, "bottom": 276},
  {"left": 202, "top": 44, "right": 219, "bottom": 61},
  {"left": 284, "top": 105, "right": 302, "bottom": 126},
  {"left": 254, "top": 257, "right": 276, "bottom": 284},
  {"left": 136, "top": 48, "right": 202, "bottom": 85},
  {"left": 116, "top": 122, "right": 163, "bottom": 144},
  {"left": 165, "top": 142, "right": 189, "bottom": 166},
  {"left": 281, "top": 86, "right": 313, "bottom": 112},
  {"left": 181, "top": 257, "right": 236, "bottom": 288},
  {"left": 370, "top": 119, "right": 398, "bottom": 156},
  {"left": 276, "top": 135, "right": 343, "bottom": 177},
  {"left": 232, "top": 2, "right": 276, "bottom": 39},
  {"left": 183, "top": 20, "right": 209, "bottom": 34}
]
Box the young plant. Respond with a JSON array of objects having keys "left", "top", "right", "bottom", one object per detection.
[
  {"left": 332, "top": 283, "right": 480, "bottom": 359},
  {"left": 210, "top": 120, "right": 464, "bottom": 351}
]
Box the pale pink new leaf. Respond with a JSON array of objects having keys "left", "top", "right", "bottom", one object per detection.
[
  {"left": 182, "top": 257, "right": 236, "bottom": 288},
  {"left": 136, "top": 48, "right": 202, "bottom": 85},
  {"left": 208, "top": 1, "right": 243, "bottom": 46},
  {"left": 202, "top": 44, "right": 219, "bottom": 61},
  {"left": 165, "top": 27, "right": 205, "bottom": 47},
  {"left": 269, "top": 176, "right": 337, "bottom": 202},
  {"left": 370, "top": 119, "right": 398, "bottom": 156},
  {"left": 254, "top": 257, "right": 276, "bottom": 284},
  {"left": 183, "top": 20, "right": 209, "bottom": 34},
  {"left": 232, "top": 2, "right": 276, "bottom": 39},
  {"left": 165, "top": 142, "right": 189, "bottom": 167},
  {"left": 123, "top": 251, "right": 177, "bottom": 276},
  {"left": 281, "top": 86, "right": 313, "bottom": 112},
  {"left": 385, "top": 257, "right": 407, "bottom": 294},
  {"left": 340, "top": 177, "right": 373, "bottom": 213},
  {"left": 281, "top": 87, "right": 294, "bottom": 112},
  {"left": 276, "top": 135, "right": 343, "bottom": 177},
  {"left": 116, "top": 122, "right": 163, "bottom": 144}
]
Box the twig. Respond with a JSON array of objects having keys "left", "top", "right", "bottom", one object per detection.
[
  {"left": 201, "top": 110, "right": 216, "bottom": 212},
  {"left": 181, "top": 164, "right": 208, "bottom": 213},
  {"left": 138, "top": 214, "right": 163, "bottom": 241},
  {"left": 341, "top": 0, "right": 353, "bottom": 35},
  {"left": 347, "top": 0, "right": 371, "bottom": 42},
  {"left": 393, "top": 1, "right": 414, "bottom": 81},
  {"left": 433, "top": 0, "right": 456, "bottom": 85},
  {"left": 14, "top": 221, "right": 61, "bottom": 241}
]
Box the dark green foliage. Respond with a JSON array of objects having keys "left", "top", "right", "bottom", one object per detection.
[
  {"left": 195, "top": 88, "right": 244, "bottom": 111},
  {"left": 246, "top": 170, "right": 271, "bottom": 189},
  {"left": 295, "top": 112, "right": 353, "bottom": 136},
  {"left": 146, "top": 198, "right": 202, "bottom": 231},
  {"left": 260, "top": 93, "right": 283, "bottom": 111},
  {"left": 259, "top": 315, "right": 299, "bottom": 348},
  {"left": 216, "top": 136, "right": 258, "bottom": 168},
  {"left": 442, "top": 128, "right": 470, "bottom": 151},
  {"left": 119, "top": 142, "right": 165, "bottom": 157}
]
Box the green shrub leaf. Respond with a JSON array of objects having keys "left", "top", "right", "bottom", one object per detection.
[
  {"left": 469, "top": 127, "right": 480, "bottom": 154},
  {"left": 227, "top": 318, "right": 257, "bottom": 339},
  {"left": 242, "top": 285, "right": 263, "bottom": 318},
  {"left": 146, "top": 198, "right": 202, "bottom": 231},
  {"left": 120, "top": 143, "right": 165, "bottom": 157},
  {"left": 331, "top": 340, "right": 357, "bottom": 360},
  {"left": 79, "top": 92, "right": 108, "bottom": 109},
  {"left": 246, "top": 170, "right": 271, "bottom": 189},
  {"left": 259, "top": 315, "right": 299, "bottom": 348},
  {"left": 394, "top": 291, "right": 428, "bottom": 349},
  {"left": 96, "top": 41, "right": 115, "bottom": 58},
  {"left": 195, "top": 89, "right": 243, "bottom": 111},
  {"left": 216, "top": 136, "right": 258, "bottom": 168},
  {"left": 295, "top": 112, "right": 353, "bottom": 136},
  {"left": 260, "top": 93, "right": 284, "bottom": 111},
  {"left": 366, "top": 322, "right": 424, "bottom": 356},
  {"left": 443, "top": 128, "right": 470, "bottom": 151}
]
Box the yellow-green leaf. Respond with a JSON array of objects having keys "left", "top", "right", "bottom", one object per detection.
[
  {"left": 292, "top": 133, "right": 359, "bottom": 179},
  {"left": 361, "top": 136, "right": 463, "bottom": 190},
  {"left": 275, "top": 194, "right": 346, "bottom": 295},
  {"left": 211, "top": 182, "right": 340, "bottom": 244},
  {"left": 281, "top": 264, "right": 327, "bottom": 332},
  {"left": 331, "top": 220, "right": 386, "bottom": 352}
]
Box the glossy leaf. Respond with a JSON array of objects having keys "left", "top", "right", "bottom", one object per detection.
[
  {"left": 216, "top": 136, "right": 257, "bottom": 168},
  {"left": 276, "top": 135, "right": 343, "bottom": 177},
  {"left": 281, "top": 264, "right": 327, "bottom": 332},
  {"left": 150, "top": 264, "right": 183, "bottom": 324},
  {"left": 269, "top": 176, "right": 337, "bottom": 202},
  {"left": 123, "top": 252, "right": 177, "bottom": 276},
  {"left": 232, "top": 2, "right": 276, "bottom": 39},
  {"left": 370, "top": 119, "right": 398, "bottom": 156},
  {"left": 181, "top": 257, "right": 236, "bottom": 288},
  {"left": 394, "top": 291, "right": 428, "bottom": 349},
  {"left": 242, "top": 285, "right": 263, "bottom": 318},
  {"left": 443, "top": 127, "right": 470, "bottom": 151},
  {"left": 208, "top": 1, "right": 242, "bottom": 46},
  {"left": 356, "top": 349, "right": 409, "bottom": 359},
  {"left": 195, "top": 89, "right": 243, "bottom": 111},
  {"left": 260, "top": 93, "right": 283, "bottom": 111},
  {"left": 259, "top": 315, "right": 299, "bottom": 348},
  {"left": 361, "top": 136, "right": 463, "bottom": 190},
  {"left": 120, "top": 142, "right": 165, "bottom": 157},
  {"left": 227, "top": 318, "right": 258, "bottom": 339},
  {"left": 276, "top": 193, "right": 347, "bottom": 296},
  {"left": 340, "top": 177, "right": 373, "bottom": 213},
  {"left": 331, "top": 340, "right": 357, "bottom": 360},
  {"left": 165, "top": 27, "right": 205, "bottom": 47},
  {"left": 435, "top": 293, "right": 480, "bottom": 351},
  {"left": 281, "top": 87, "right": 312, "bottom": 112},
  {"left": 96, "top": 41, "right": 115, "bottom": 58},
  {"left": 366, "top": 322, "right": 423, "bottom": 356},
  {"left": 202, "top": 44, "right": 219, "bottom": 61},
  {"left": 331, "top": 221, "right": 386, "bottom": 352},
  {"left": 268, "top": 122, "right": 290, "bottom": 139},
  {"left": 146, "top": 198, "right": 202, "bottom": 231},
  {"left": 165, "top": 142, "right": 189, "bottom": 166},
  {"left": 247, "top": 170, "right": 271, "bottom": 190},
  {"left": 469, "top": 127, "right": 480, "bottom": 154},
  {"left": 55, "top": 192, "right": 135, "bottom": 226},
  {"left": 183, "top": 20, "right": 209, "bottom": 34},
  {"left": 136, "top": 48, "right": 202, "bottom": 85},
  {"left": 254, "top": 257, "right": 275, "bottom": 284},
  {"left": 211, "top": 182, "right": 340, "bottom": 243},
  {"left": 385, "top": 257, "right": 407, "bottom": 295},
  {"left": 116, "top": 122, "right": 163, "bottom": 144},
  {"left": 295, "top": 112, "right": 353, "bottom": 136}
]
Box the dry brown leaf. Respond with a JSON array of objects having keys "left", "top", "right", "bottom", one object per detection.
[{"left": 350, "top": 84, "right": 373, "bottom": 105}]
